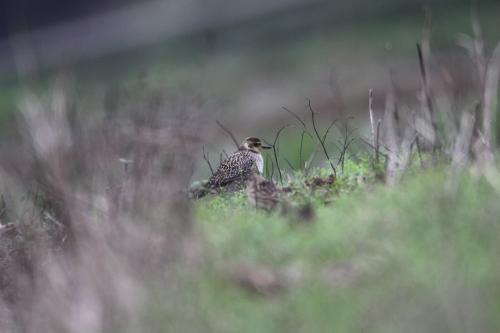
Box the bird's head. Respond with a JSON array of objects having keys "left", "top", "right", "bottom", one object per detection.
[{"left": 239, "top": 137, "right": 272, "bottom": 153}]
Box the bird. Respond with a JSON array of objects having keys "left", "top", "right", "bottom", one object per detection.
[
  {"left": 207, "top": 137, "right": 271, "bottom": 192},
  {"left": 246, "top": 174, "right": 282, "bottom": 211}
]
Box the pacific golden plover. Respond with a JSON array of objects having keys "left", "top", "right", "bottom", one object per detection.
[
  {"left": 246, "top": 174, "right": 282, "bottom": 211},
  {"left": 208, "top": 137, "right": 271, "bottom": 191}
]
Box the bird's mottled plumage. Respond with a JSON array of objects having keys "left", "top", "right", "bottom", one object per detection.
[
  {"left": 246, "top": 174, "right": 282, "bottom": 211},
  {"left": 208, "top": 137, "right": 271, "bottom": 191},
  {"left": 208, "top": 150, "right": 259, "bottom": 189}
]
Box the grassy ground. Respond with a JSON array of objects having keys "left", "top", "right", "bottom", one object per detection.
[{"left": 146, "top": 162, "right": 500, "bottom": 332}]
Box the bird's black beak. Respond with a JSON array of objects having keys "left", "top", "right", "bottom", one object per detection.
[{"left": 261, "top": 144, "right": 272, "bottom": 149}]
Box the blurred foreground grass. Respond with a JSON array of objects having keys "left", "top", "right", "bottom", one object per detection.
[{"left": 144, "top": 163, "right": 500, "bottom": 332}]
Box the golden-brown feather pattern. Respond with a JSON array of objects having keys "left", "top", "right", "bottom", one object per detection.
[{"left": 208, "top": 150, "right": 259, "bottom": 189}]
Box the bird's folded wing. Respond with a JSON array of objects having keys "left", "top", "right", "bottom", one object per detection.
[{"left": 209, "top": 153, "right": 257, "bottom": 187}]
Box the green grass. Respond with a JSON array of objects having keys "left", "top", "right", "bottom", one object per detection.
[{"left": 146, "top": 163, "right": 500, "bottom": 332}]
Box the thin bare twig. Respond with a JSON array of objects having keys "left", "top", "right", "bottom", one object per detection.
[
  {"left": 216, "top": 120, "right": 239, "bottom": 149},
  {"left": 361, "top": 135, "right": 393, "bottom": 154},
  {"left": 417, "top": 43, "right": 439, "bottom": 148},
  {"left": 321, "top": 119, "right": 338, "bottom": 144},
  {"left": 202, "top": 145, "right": 214, "bottom": 176},
  {"left": 337, "top": 125, "right": 349, "bottom": 166},
  {"left": 282, "top": 107, "right": 306, "bottom": 128},
  {"left": 336, "top": 123, "right": 357, "bottom": 173},
  {"left": 307, "top": 99, "right": 337, "bottom": 177},
  {"left": 359, "top": 137, "right": 389, "bottom": 158},
  {"left": 338, "top": 137, "right": 356, "bottom": 173},
  {"left": 417, "top": 43, "right": 434, "bottom": 115},
  {"left": 283, "top": 106, "right": 315, "bottom": 170},
  {"left": 284, "top": 157, "right": 296, "bottom": 172},
  {"left": 269, "top": 125, "right": 291, "bottom": 184}
]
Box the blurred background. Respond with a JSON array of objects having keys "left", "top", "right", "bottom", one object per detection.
[{"left": 0, "top": 0, "right": 499, "bottom": 172}]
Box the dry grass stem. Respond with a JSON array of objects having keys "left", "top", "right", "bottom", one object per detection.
[
  {"left": 307, "top": 99, "right": 337, "bottom": 177},
  {"left": 216, "top": 120, "right": 239, "bottom": 149}
]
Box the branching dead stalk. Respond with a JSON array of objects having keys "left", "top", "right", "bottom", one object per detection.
[
  {"left": 417, "top": 43, "right": 432, "bottom": 114},
  {"left": 269, "top": 125, "right": 290, "bottom": 185},
  {"left": 337, "top": 139, "right": 355, "bottom": 174},
  {"left": 322, "top": 120, "right": 338, "bottom": 144},
  {"left": 283, "top": 106, "right": 314, "bottom": 169},
  {"left": 337, "top": 123, "right": 357, "bottom": 173},
  {"left": 282, "top": 107, "right": 306, "bottom": 128},
  {"left": 359, "top": 137, "right": 389, "bottom": 159},
  {"left": 307, "top": 99, "right": 337, "bottom": 177}
]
